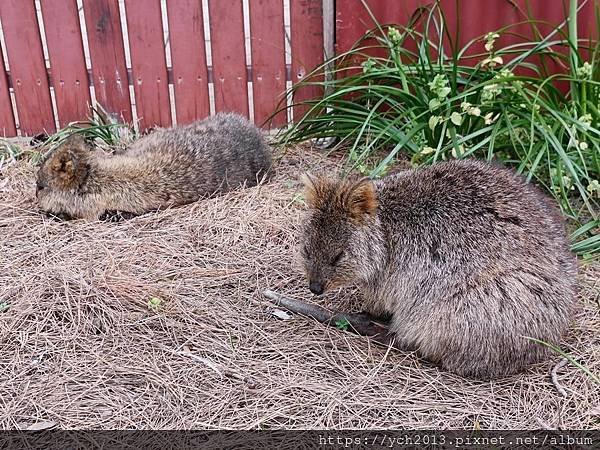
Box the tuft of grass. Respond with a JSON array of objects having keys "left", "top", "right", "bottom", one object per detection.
[
  {"left": 33, "top": 104, "right": 136, "bottom": 164},
  {"left": 0, "top": 139, "right": 27, "bottom": 167},
  {"left": 275, "top": 0, "right": 599, "bottom": 257},
  {"left": 0, "top": 139, "right": 43, "bottom": 167},
  {"left": 571, "top": 219, "right": 600, "bottom": 260}
]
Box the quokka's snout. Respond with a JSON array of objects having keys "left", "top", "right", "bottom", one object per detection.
[
  {"left": 299, "top": 160, "right": 577, "bottom": 379},
  {"left": 308, "top": 280, "right": 324, "bottom": 296}
]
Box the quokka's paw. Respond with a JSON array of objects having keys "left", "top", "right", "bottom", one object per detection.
[
  {"left": 357, "top": 310, "right": 393, "bottom": 324},
  {"left": 99, "top": 210, "right": 138, "bottom": 222}
]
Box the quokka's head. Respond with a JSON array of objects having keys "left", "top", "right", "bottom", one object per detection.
[
  {"left": 299, "top": 174, "right": 378, "bottom": 295},
  {"left": 36, "top": 135, "right": 92, "bottom": 220}
]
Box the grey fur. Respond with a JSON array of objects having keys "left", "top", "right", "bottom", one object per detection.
[
  {"left": 300, "top": 159, "right": 577, "bottom": 379},
  {"left": 36, "top": 113, "right": 272, "bottom": 220}
]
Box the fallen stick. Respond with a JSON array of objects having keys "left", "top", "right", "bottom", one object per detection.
[
  {"left": 550, "top": 358, "right": 569, "bottom": 398},
  {"left": 263, "top": 289, "right": 398, "bottom": 349},
  {"left": 157, "top": 344, "right": 223, "bottom": 377}
]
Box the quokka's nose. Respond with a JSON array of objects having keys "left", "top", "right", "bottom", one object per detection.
[{"left": 309, "top": 281, "right": 324, "bottom": 295}]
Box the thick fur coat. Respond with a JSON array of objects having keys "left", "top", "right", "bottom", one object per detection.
[
  {"left": 300, "top": 159, "right": 577, "bottom": 379},
  {"left": 36, "top": 113, "right": 272, "bottom": 220}
]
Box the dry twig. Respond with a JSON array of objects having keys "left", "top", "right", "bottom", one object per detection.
[
  {"left": 263, "top": 289, "right": 397, "bottom": 348},
  {"left": 550, "top": 358, "right": 569, "bottom": 398}
]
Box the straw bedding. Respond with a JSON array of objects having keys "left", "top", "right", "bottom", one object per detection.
[{"left": 0, "top": 143, "right": 598, "bottom": 429}]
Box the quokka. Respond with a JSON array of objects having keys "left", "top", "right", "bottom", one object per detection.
[
  {"left": 36, "top": 113, "right": 272, "bottom": 220},
  {"left": 300, "top": 159, "right": 577, "bottom": 379}
]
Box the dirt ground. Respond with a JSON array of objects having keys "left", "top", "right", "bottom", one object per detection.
[{"left": 0, "top": 144, "right": 599, "bottom": 430}]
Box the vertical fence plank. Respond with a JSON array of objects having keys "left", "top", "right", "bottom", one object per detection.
[
  {"left": 0, "top": 0, "right": 55, "bottom": 135},
  {"left": 208, "top": 0, "right": 249, "bottom": 116},
  {"left": 124, "top": 0, "right": 171, "bottom": 129},
  {"left": 290, "top": 0, "right": 324, "bottom": 121},
  {"left": 0, "top": 44, "right": 16, "bottom": 137},
  {"left": 167, "top": 0, "right": 210, "bottom": 125},
  {"left": 82, "top": 0, "right": 132, "bottom": 122},
  {"left": 335, "top": 0, "right": 382, "bottom": 55},
  {"left": 335, "top": 0, "right": 433, "bottom": 55},
  {"left": 40, "top": 0, "right": 91, "bottom": 127},
  {"left": 441, "top": 0, "right": 519, "bottom": 56},
  {"left": 249, "top": 0, "right": 286, "bottom": 128}
]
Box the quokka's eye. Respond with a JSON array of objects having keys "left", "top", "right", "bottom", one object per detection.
[{"left": 331, "top": 251, "right": 344, "bottom": 265}]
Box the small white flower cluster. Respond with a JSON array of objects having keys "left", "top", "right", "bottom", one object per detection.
[
  {"left": 361, "top": 58, "right": 376, "bottom": 74},
  {"left": 482, "top": 32, "right": 503, "bottom": 68},
  {"left": 481, "top": 84, "right": 501, "bottom": 102},
  {"left": 387, "top": 27, "right": 402, "bottom": 46},
  {"left": 428, "top": 97, "right": 498, "bottom": 134},
  {"left": 576, "top": 61, "right": 592, "bottom": 79},
  {"left": 579, "top": 113, "right": 593, "bottom": 128},
  {"left": 461, "top": 101, "right": 481, "bottom": 117},
  {"left": 550, "top": 168, "right": 575, "bottom": 192},
  {"left": 519, "top": 103, "right": 541, "bottom": 112},
  {"left": 568, "top": 135, "right": 589, "bottom": 151},
  {"left": 428, "top": 74, "right": 451, "bottom": 100},
  {"left": 484, "top": 32, "right": 500, "bottom": 52},
  {"left": 481, "top": 69, "right": 520, "bottom": 103},
  {"left": 482, "top": 56, "right": 503, "bottom": 68},
  {"left": 587, "top": 179, "right": 600, "bottom": 197},
  {"left": 567, "top": 115, "right": 595, "bottom": 150},
  {"left": 483, "top": 111, "right": 499, "bottom": 125},
  {"left": 419, "top": 143, "right": 467, "bottom": 159},
  {"left": 428, "top": 73, "right": 453, "bottom": 111},
  {"left": 548, "top": 169, "right": 600, "bottom": 198}
]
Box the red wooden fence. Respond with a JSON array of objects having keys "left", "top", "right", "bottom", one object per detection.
[
  {"left": 0, "top": 1, "right": 596, "bottom": 137},
  {"left": 250, "top": 0, "right": 287, "bottom": 127},
  {"left": 82, "top": 0, "right": 132, "bottom": 123},
  {"left": 335, "top": 0, "right": 598, "bottom": 57},
  {"left": 40, "top": 0, "right": 91, "bottom": 128},
  {"left": 0, "top": 0, "right": 323, "bottom": 137},
  {"left": 209, "top": 0, "right": 249, "bottom": 117},
  {"left": 166, "top": 0, "right": 210, "bottom": 124},
  {"left": 0, "top": 0, "right": 55, "bottom": 136}
]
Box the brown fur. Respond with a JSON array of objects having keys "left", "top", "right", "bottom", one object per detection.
[
  {"left": 299, "top": 159, "right": 577, "bottom": 379},
  {"left": 36, "top": 113, "right": 272, "bottom": 220},
  {"left": 302, "top": 175, "right": 378, "bottom": 224}
]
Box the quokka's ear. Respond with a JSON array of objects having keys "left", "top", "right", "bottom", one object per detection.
[
  {"left": 301, "top": 172, "right": 327, "bottom": 209},
  {"left": 302, "top": 173, "right": 378, "bottom": 221},
  {"left": 48, "top": 145, "right": 89, "bottom": 190},
  {"left": 340, "top": 177, "right": 378, "bottom": 222}
]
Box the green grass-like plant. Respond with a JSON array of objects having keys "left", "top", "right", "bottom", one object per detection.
[
  {"left": 33, "top": 104, "right": 136, "bottom": 163},
  {"left": 275, "top": 0, "right": 599, "bottom": 257}
]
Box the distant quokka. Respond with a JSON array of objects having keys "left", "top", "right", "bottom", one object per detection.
[
  {"left": 300, "top": 160, "right": 577, "bottom": 379},
  {"left": 36, "top": 113, "right": 272, "bottom": 220}
]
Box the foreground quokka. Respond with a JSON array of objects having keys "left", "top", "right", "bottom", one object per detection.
[
  {"left": 300, "top": 159, "right": 577, "bottom": 379},
  {"left": 36, "top": 113, "right": 272, "bottom": 220}
]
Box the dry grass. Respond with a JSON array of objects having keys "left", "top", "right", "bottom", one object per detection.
[{"left": 0, "top": 144, "right": 598, "bottom": 430}]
